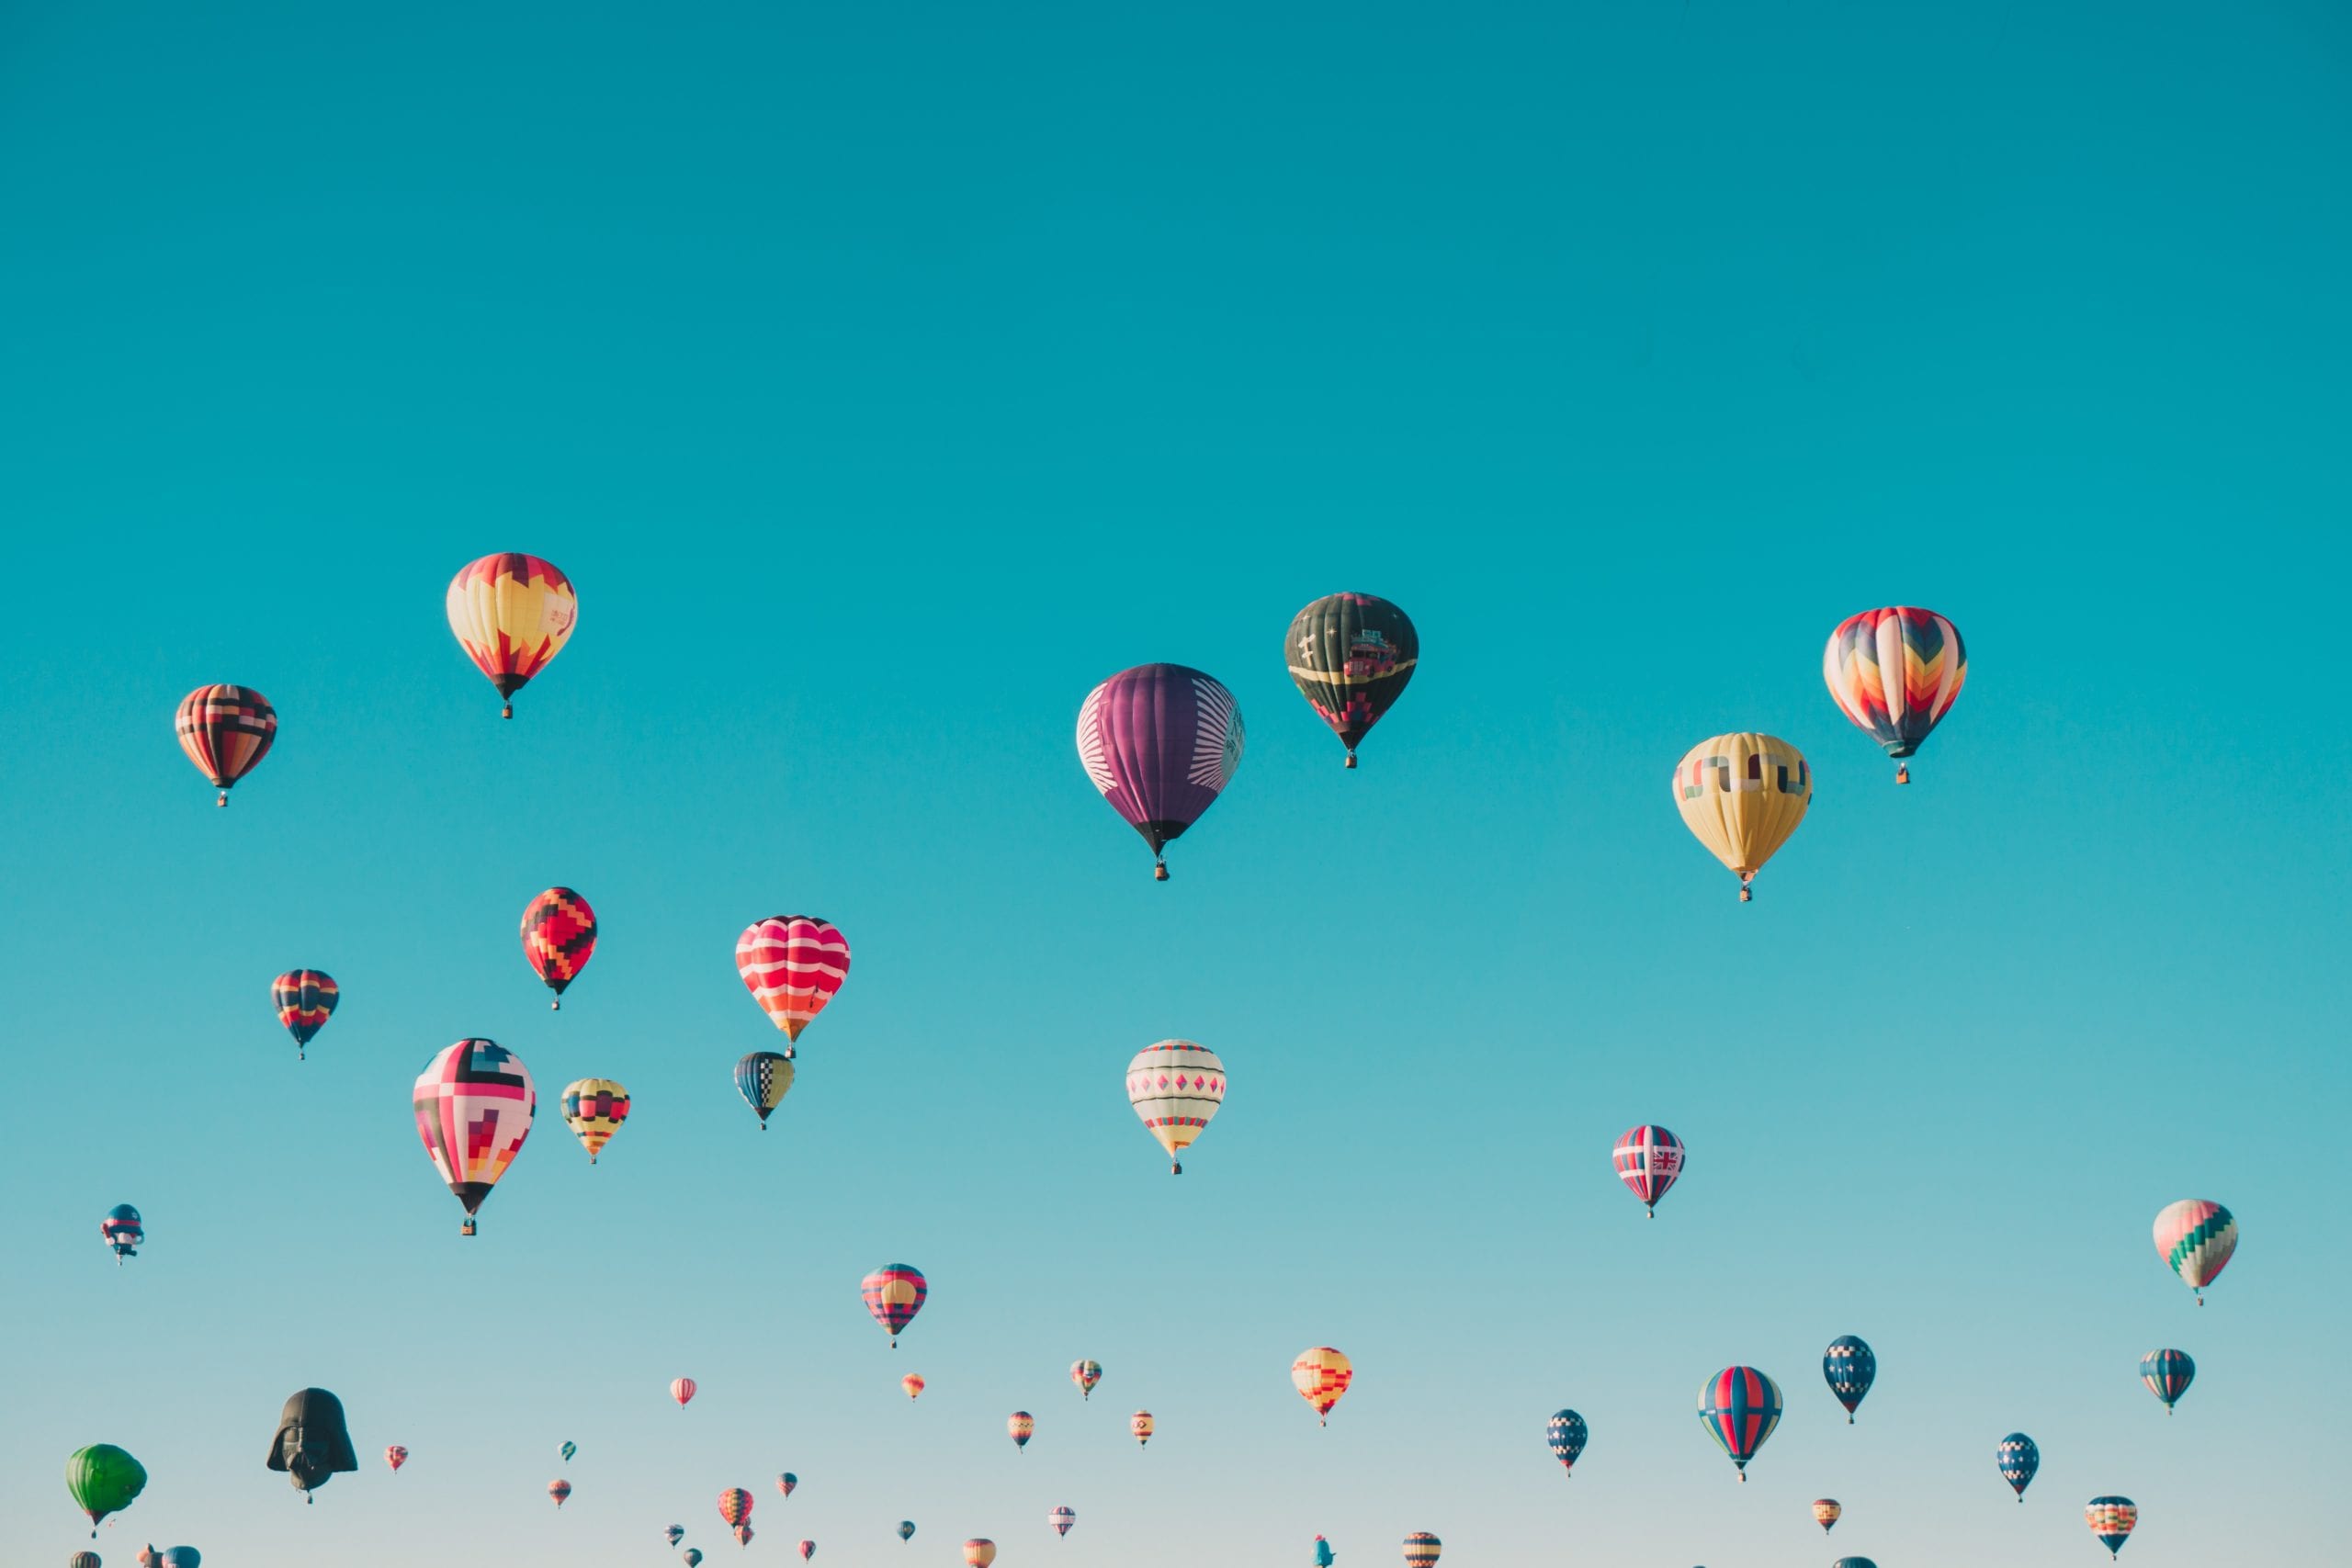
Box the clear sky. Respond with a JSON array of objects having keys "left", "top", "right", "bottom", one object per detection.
[{"left": 3, "top": 2, "right": 2348, "bottom": 1565}]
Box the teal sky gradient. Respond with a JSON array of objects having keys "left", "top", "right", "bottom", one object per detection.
[{"left": 3, "top": 3, "right": 2348, "bottom": 1565}]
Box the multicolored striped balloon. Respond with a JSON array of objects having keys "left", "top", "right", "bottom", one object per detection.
[
  {"left": 1401, "top": 1531, "right": 1442, "bottom": 1568},
  {"left": 735, "top": 917, "right": 851, "bottom": 1053},
  {"left": 521, "top": 887, "right": 597, "bottom": 1010},
  {"left": 1048, "top": 1506, "right": 1076, "bottom": 1538},
  {"left": 671, "top": 1378, "right": 697, "bottom": 1407},
  {"left": 901, "top": 1373, "right": 925, "bottom": 1400},
  {"left": 1127, "top": 1040, "right": 1226, "bottom": 1175},
  {"left": 2153, "top": 1200, "right": 2236, "bottom": 1303},
  {"left": 271, "top": 970, "right": 337, "bottom": 1059},
  {"left": 1813, "top": 1498, "right": 1841, "bottom": 1531},
  {"left": 548, "top": 1480, "right": 571, "bottom": 1509},
  {"left": 718, "top": 1489, "right": 753, "bottom": 1529},
  {"left": 384, "top": 1446, "right": 407, "bottom": 1472},
  {"left": 446, "top": 553, "right": 576, "bottom": 718},
  {"left": 776, "top": 1473, "right": 797, "bottom": 1498},
  {"left": 1611, "top": 1125, "right": 1684, "bottom": 1216},
  {"left": 412, "top": 1040, "right": 534, "bottom": 1235},
  {"left": 1076, "top": 663, "right": 1245, "bottom": 879},
  {"left": 175, "top": 683, "right": 276, "bottom": 806},
  {"left": 963, "top": 1540, "right": 997, "bottom": 1567},
  {"left": 2140, "top": 1348, "right": 2194, "bottom": 1413},
  {"left": 1545, "top": 1409, "right": 1587, "bottom": 1475},
  {"left": 861, "top": 1264, "right": 928, "bottom": 1347},
  {"left": 1697, "top": 1366, "right": 1782, "bottom": 1480},
  {"left": 1824, "top": 606, "right": 1968, "bottom": 783},
  {"left": 2086, "top": 1496, "right": 2138, "bottom": 1558},
  {"left": 1291, "top": 1348, "right": 1352, "bottom": 1426},
  {"left": 1070, "top": 1359, "right": 1102, "bottom": 1400},
  {"left": 735, "top": 1051, "right": 795, "bottom": 1130},
  {"left": 1285, "top": 592, "right": 1420, "bottom": 767},
  {"left": 560, "top": 1078, "right": 629, "bottom": 1164},
  {"left": 1672, "top": 733, "right": 1811, "bottom": 901},
  {"left": 1130, "top": 1411, "right": 1154, "bottom": 1447},
  {"left": 1997, "top": 1432, "right": 2039, "bottom": 1500},
  {"left": 1824, "top": 1335, "right": 1876, "bottom": 1422},
  {"left": 1008, "top": 1412, "right": 1034, "bottom": 1452}
]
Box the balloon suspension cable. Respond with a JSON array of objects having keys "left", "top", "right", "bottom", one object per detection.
[
  {"left": 1154, "top": 859, "right": 1169, "bottom": 882},
  {"left": 502, "top": 702, "right": 514, "bottom": 719},
  {"left": 1895, "top": 762, "right": 1910, "bottom": 784},
  {"left": 1345, "top": 750, "right": 1357, "bottom": 769}
]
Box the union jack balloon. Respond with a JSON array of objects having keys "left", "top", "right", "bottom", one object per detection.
[
  {"left": 1076, "top": 663, "right": 1244, "bottom": 880},
  {"left": 1697, "top": 1365, "right": 1781, "bottom": 1480},
  {"left": 735, "top": 917, "right": 850, "bottom": 1055},
  {"left": 1611, "top": 1125, "right": 1684, "bottom": 1217},
  {"left": 861, "top": 1264, "right": 928, "bottom": 1347},
  {"left": 1823, "top": 606, "right": 1967, "bottom": 784},
  {"left": 2140, "top": 1348, "right": 2194, "bottom": 1414},
  {"left": 1997, "top": 1432, "right": 2039, "bottom": 1500}
]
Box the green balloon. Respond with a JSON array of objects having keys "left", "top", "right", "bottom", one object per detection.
[{"left": 66, "top": 1445, "right": 146, "bottom": 1536}]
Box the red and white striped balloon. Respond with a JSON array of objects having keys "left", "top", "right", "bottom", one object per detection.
[{"left": 736, "top": 917, "right": 852, "bottom": 1052}]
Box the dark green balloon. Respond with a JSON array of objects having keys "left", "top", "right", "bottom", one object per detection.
[
  {"left": 1283, "top": 592, "right": 1419, "bottom": 764},
  {"left": 266, "top": 1388, "right": 357, "bottom": 1499},
  {"left": 66, "top": 1444, "right": 146, "bottom": 1536}
]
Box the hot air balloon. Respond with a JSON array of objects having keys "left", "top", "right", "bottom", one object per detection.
[
  {"left": 1697, "top": 1366, "right": 1782, "bottom": 1480},
  {"left": 266, "top": 1389, "right": 357, "bottom": 1503},
  {"left": 446, "top": 553, "right": 576, "bottom": 718},
  {"left": 1313, "top": 1539, "right": 1336, "bottom": 1567},
  {"left": 735, "top": 1526, "right": 755, "bottom": 1548},
  {"left": 559, "top": 1441, "right": 576, "bottom": 1462},
  {"left": 2153, "top": 1201, "right": 2236, "bottom": 1303},
  {"left": 1048, "top": 1506, "right": 1076, "bottom": 1539},
  {"left": 1285, "top": 593, "right": 1419, "bottom": 767},
  {"left": 1131, "top": 1411, "right": 1154, "bottom": 1447},
  {"left": 1545, "top": 1410, "right": 1587, "bottom": 1476},
  {"left": 155, "top": 1551, "right": 201, "bottom": 1568},
  {"left": 668, "top": 1527, "right": 686, "bottom": 1547},
  {"left": 862, "top": 1264, "right": 928, "bottom": 1347},
  {"left": 685, "top": 1553, "right": 705, "bottom": 1567},
  {"left": 560, "top": 1078, "right": 629, "bottom": 1164},
  {"left": 735, "top": 917, "right": 851, "bottom": 1055},
  {"left": 777, "top": 1473, "right": 797, "bottom": 1498},
  {"left": 1813, "top": 1499, "right": 1841, "bottom": 1532},
  {"left": 413, "top": 1040, "right": 533, "bottom": 1235},
  {"left": 1127, "top": 1040, "right": 1225, "bottom": 1175},
  {"left": 1009, "top": 1412, "right": 1035, "bottom": 1452},
  {"left": 1070, "top": 1360, "right": 1102, "bottom": 1399},
  {"left": 101, "top": 1204, "right": 142, "bottom": 1265},
  {"left": 68, "top": 1444, "right": 147, "bottom": 1536},
  {"left": 672, "top": 1378, "right": 698, "bottom": 1408},
  {"left": 385, "top": 1446, "right": 408, "bottom": 1472},
  {"left": 271, "top": 970, "right": 337, "bottom": 1060},
  {"left": 1824, "top": 1336, "right": 1876, "bottom": 1422},
  {"left": 1671, "top": 733, "right": 1811, "bottom": 900},
  {"left": 1401, "top": 1532, "right": 1441, "bottom": 1568},
  {"left": 902, "top": 1374, "right": 926, "bottom": 1400},
  {"left": 1291, "top": 1348, "right": 1352, "bottom": 1426},
  {"left": 1611, "top": 1125, "right": 1683, "bottom": 1217},
  {"left": 1831, "top": 1560, "right": 1878, "bottom": 1568},
  {"left": 548, "top": 1480, "right": 572, "bottom": 1509},
  {"left": 799, "top": 1542, "right": 816, "bottom": 1562},
  {"left": 175, "top": 684, "right": 276, "bottom": 806},
  {"left": 522, "top": 887, "right": 597, "bottom": 1010},
  {"left": 2087, "top": 1496, "right": 2138, "bottom": 1559},
  {"left": 898, "top": 1522, "right": 916, "bottom": 1542},
  {"left": 1824, "top": 607, "right": 1967, "bottom": 784},
  {"left": 1998, "top": 1432, "right": 2039, "bottom": 1500},
  {"left": 71, "top": 1553, "right": 101, "bottom": 1568},
  {"left": 719, "top": 1489, "right": 754, "bottom": 1533},
  {"left": 735, "top": 1051, "right": 795, "bottom": 1130},
  {"left": 2140, "top": 1349, "right": 2195, "bottom": 1414},
  {"left": 1076, "top": 663, "right": 1245, "bottom": 878},
  {"left": 964, "top": 1541, "right": 997, "bottom": 1567}
]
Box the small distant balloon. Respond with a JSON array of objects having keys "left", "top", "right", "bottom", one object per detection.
[
  {"left": 1131, "top": 1410, "right": 1154, "bottom": 1447},
  {"left": 1823, "top": 1336, "right": 1875, "bottom": 1422},
  {"left": 1671, "top": 733, "right": 1811, "bottom": 900},
  {"left": 776, "top": 1473, "right": 797, "bottom": 1498},
  {"left": 862, "top": 1264, "right": 928, "bottom": 1347},
  {"left": 1545, "top": 1410, "right": 1587, "bottom": 1476},
  {"left": 1127, "top": 1040, "right": 1226, "bottom": 1174},
  {"left": 1070, "top": 1359, "right": 1102, "bottom": 1399},
  {"left": 271, "top": 970, "right": 337, "bottom": 1059},
  {"left": 2140, "top": 1349, "right": 2195, "bottom": 1413},
  {"left": 684, "top": 1552, "right": 705, "bottom": 1567},
  {"left": 799, "top": 1540, "right": 816, "bottom": 1561},
  {"left": 718, "top": 1488, "right": 754, "bottom": 1531},
  {"left": 1048, "top": 1506, "right": 1076, "bottom": 1539},
  {"left": 2153, "top": 1201, "right": 2236, "bottom": 1303},
  {"left": 548, "top": 1480, "right": 571, "bottom": 1509},
  {"left": 1813, "top": 1499, "right": 1841, "bottom": 1532},
  {"left": 963, "top": 1541, "right": 997, "bottom": 1568},
  {"left": 1697, "top": 1366, "right": 1781, "bottom": 1480},
  {"left": 559, "top": 1441, "right": 576, "bottom": 1462},
  {"left": 672, "top": 1378, "right": 698, "bottom": 1407},
  {"left": 521, "top": 887, "right": 597, "bottom": 1010},
  {"left": 667, "top": 1526, "right": 685, "bottom": 1547},
  {"left": 1611, "top": 1125, "right": 1683, "bottom": 1217},
  {"left": 1313, "top": 1538, "right": 1336, "bottom": 1567},
  {"left": 902, "top": 1373, "right": 926, "bottom": 1400},
  {"left": 1401, "top": 1532, "right": 1442, "bottom": 1568},
  {"left": 560, "top": 1078, "right": 629, "bottom": 1164},
  {"left": 2087, "top": 1496, "right": 2138, "bottom": 1559},
  {"left": 1998, "top": 1432, "right": 2040, "bottom": 1500},
  {"left": 175, "top": 684, "right": 276, "bottom": 805},
  {"left": 898, "top": 1521, "right": 916, "bottom": 1542},
  {"left": 1291, "top": 1348, "right": 1352, "bottom": 1426},
  {"left": 735, "top": 1051, "right": 795, "bottom": 1131},
  {"left": 101, "top": 1204, "right": 143, "bottom": 1265},
  {"left": 1009, "top": 1411, "right": 1035, "bottom": 1451},
  {"left": 384, "top": 1446, "right": 408, "bottom": 1473}
]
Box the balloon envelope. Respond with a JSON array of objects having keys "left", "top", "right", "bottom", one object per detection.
[
  {"left": 1823, "top": 606, "right": 1967, "bottom": 776},
  {"left": 413, "top": 1041, "right": 534, "bottom": 1231},
  {"left": 862, "top": 1264, "right": 928, "bottom": 1345},
  {"left": 1284, "top": 592, "right": 1419, "bottom": 763},
  {"left": 1131, "top": 1410, "right": 1154, "bottom": 1445},
  {"left": 1291, "top": 1348, "right": 1352, "bottom": 1425},
  {"left": 685, "top": 1552, "right": 704, "bottom": 1566},
  {"left": 736, "top": 917, "right": 851, "bottom": 1046},
  {"left": 548, "top": 1480, "right": 571, "bottom": 1507},
  {"left": 101, "top": 1204, "right": 143, "bottom": 1262},
  {"left": 384, "top": 1446, "right": 407, "bottom": 1472},
  {"left": 2153, "top": 1200, "right": 2236, "bottom": 1299},
  {"left": 1049, "top": 1506, "right": 1076, "bottom": 1538},
  {"left": 266, "top": 1388, "right": 358, "bottom": 1496},
  {"left": 1076, "top": 663, "right": 1245, "bottom": 875},
  {"left": 898, "top": 1522, "right": 916, "bottom": 1541},
  {"left": 1813, "top": 1499, "right": 1841, "bottom": 1531},
  {"left": 2087, "top": 1496, "right": 2138, "bottom": 1557},
  {"left": 1402, "top": 1532, "right": 1442, "bottom": 1568},
  {"left": 1009, "top": 1411, "right": 1034, "bottom": 1450},
  {"left": 271, "top": 970, "right": 337, "bottom": 1057},
  {"left": 446, "top": 553, "right": 577, "bottom": 715},
  {"left": 67, "top": 1444, "right": 147, "bottom": 1532},
  {"left": 1671, "top": 733, "right": 1810, "bottom": 898},
  {"left": 521, "top": 887, "right": 597, "bottom": 1006},
  {"left": 1998, "top": 1432, "right": 2040, "bottom": 1498},
  {"left": 964, "top": 1541, "right": 998, "bottom": 1567},
  {"left": 735, "top": 1051, "right": 796, "bottom": 1128},
  {"left": 175, "top": 684, "right": 276, "bottom": 802},
  {"left": 718, "top": 1489, "right": 753, "bottom": 1527},
  {"left": 1127, "top": 1040, "right": 1226, "bottom": 1174},
  {"left": 1697, "top": 1366, "right": 1782, "bottom": 1476},
  {"left": 1070, "top": 1359, "right": 1102, "bottom": 1398},
  {"left": 1823, "top": 1336, "right": 1876, "bottom": 1420},
  {"left": 777, "top": 1472, "right": 797, "bottom": 1497},
  {"left": 672, "top": 1378, "right": 697, "bottom": 1407},
  {"left": 902, "top": 1374, "right": 926, "bottom": 1400},
  {"left": 1545, "top": 1409, "right": 1587, "bottom": 1473},
  {"left": 1611, "top": 1125, "right": 1683, "bottom": 1215},
  {"left": 560, "top": 1078, "right": 629, "bottom": 1163},
  {"left": 2141, "top": 1348, "right": 2195, "bottom": 1410}
]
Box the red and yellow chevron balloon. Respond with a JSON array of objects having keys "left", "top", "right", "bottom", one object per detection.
[
  {"left": 1672, "top": 733, "right": 1811, "bottom": 901},
  {"left": 560, "top": 1077, "right": 629, "bottom": 1164},
  {"left": 1291, "top": 1347, "right": 1353, "bottom": 1426},
  {"left": 1824, "top": 606, "right": 1967, "bottom": 783},
  {"left": 522, "top": 886, "right": 598, "bottom": 1009},
  {"left": 736, "top": 917, "right": 851, "bottom": 1052},
  {"left": 445, "top": 553, "right": 577, "bottom": 718},
  {"left": 1007, "top": 1412, "right": 1034, "bottom": 1452},
  {"left": 176, "top": 684, "right": 276, "bottom": 805}
]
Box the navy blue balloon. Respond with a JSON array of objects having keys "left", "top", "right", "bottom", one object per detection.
[
  {"left": 1997, "top": 1432, "right": 2040, "bottom": 1500},
  {"left": 1544, "top": 1409, "right": 1588, "bottom": 1473},
  {"left": 1823, "top": 1335, "right": 1876, "bottom": 1422}
]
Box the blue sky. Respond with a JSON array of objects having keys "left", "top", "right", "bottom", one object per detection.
[{"left": 3, "top": 2, "right": 2348, "bottom": 1564}]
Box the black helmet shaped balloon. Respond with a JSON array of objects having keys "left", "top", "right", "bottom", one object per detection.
[{"left": 266, "top": 1388, "right": 358, "bottom": 1500}]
